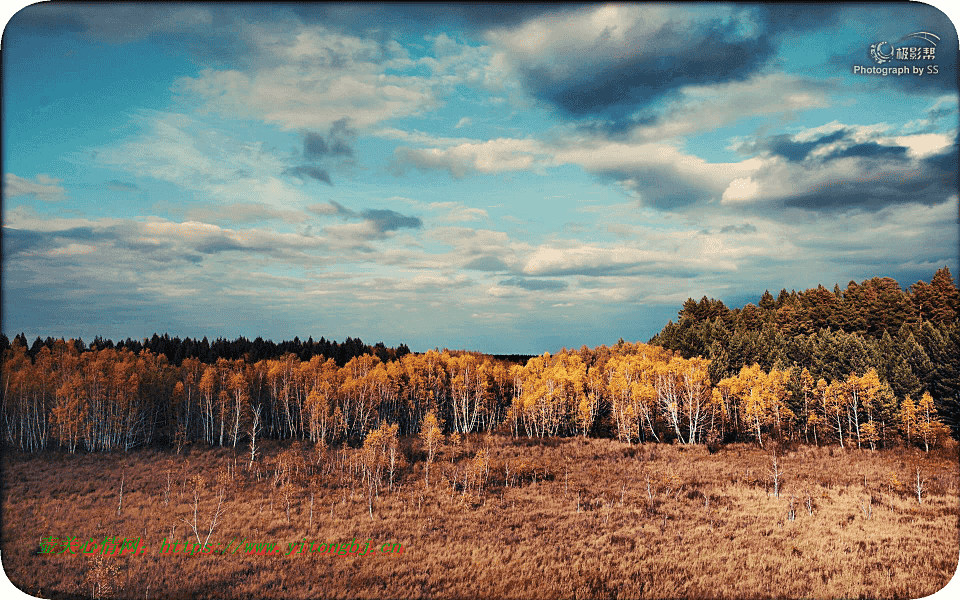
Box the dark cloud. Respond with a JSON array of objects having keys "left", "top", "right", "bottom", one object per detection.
[
  {"left": 291, "top": 119, "right": 355, "bottom": 184},
  {"left": 284, "top": 165, "right": 332, "bottom": 185},
  {"left": 359, "top": 209, "right": 422, "bottom": 232},
  {"left": 523, "top": 27, "right": 772, "bottom": 122},
  {"left": 751, "top": 129, "right": 912, "bottom": 164},
  {"left": 2, "top": 228, "right": 47, "bottom": 256},
  {"left": 596, "top": 164, "right": 718, "bottom": 210},
  {"left": 2, "top": 226, "right": 103, "bottom": 257},
  {"left": 783, "top": 154, "right": 955, "bottom": 211},
  {"left": 7, "top": 4, "right": 272, "bottom": 69},
  {"left": 498, "top": 277, "right": 568, "bottom": 291},
  {"left": 825, "top": 143, "right": 909, "bottom": 160},
  {"left": 57, "top": 227, "right": 101, "bottom": 241},
  {"left": 500, "top": 5, "right": 849, "bottom": 128},
  {"left": 483, "top": 5, "right": 874, "bottom": 131},
  {"left": 288, "top": 4, "right": 574, "bottom": 35},
  {"left": 304, "top": 128, "right": 353, "bottom": 159},
  {"left": 747, "top": 131, "right": 958, "bottom": 213},
  {"left": 920, "top": 142, "right": 959, "bottom": 190},
  {"left": 304, "top": 132, "right": 329, "bottom": 159},
  {"left": 308, "top": 201, "right": 421, "bottom": 235},
  {"left": 329, "top": 118, "right": 355, "bottom": 140},
  {"left": 765, "top": 130, "right": 847, "bottom": 162}
]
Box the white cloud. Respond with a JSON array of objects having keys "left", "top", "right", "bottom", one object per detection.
[
  {"left": 520, "top": 243, "right": 737, "bottom": 277},
  {"left": 4, "top": 173, "right": 66, "bottom": 201},
  {"left": 891, "top": 133, "right": 953, "bottom": 158},
  {"left": 721, "top": 177, "right": 761, "bottom": 204},
  {"left": 427, "top": 202, "right": 488, "bottom": 223},
  {"left": 95, "top": 111, "right": 316, "bottom": 209},
  {"left": 393, "top": 138, "right": 545, "bottom": 178},
  {"left": 627, "top": 73, "right": 829, "bottom": 141},
  {"left": 173, "top": 23, "right": 461, "bottom": 131}
]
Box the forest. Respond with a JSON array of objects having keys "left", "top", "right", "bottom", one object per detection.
[
  {"left": 2, "top": 269, "right": 958, "bottom": 600},
  {"left": 1, "top": 268, "right": 956, "bottom": 455}
]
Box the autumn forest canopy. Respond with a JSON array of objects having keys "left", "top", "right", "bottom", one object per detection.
[{"left": 2, "top": 268, "right": 957, "bottom": 454}]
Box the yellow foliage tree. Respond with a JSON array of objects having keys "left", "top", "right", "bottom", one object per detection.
[
  {"left": 915, "top": 392, "right": 950, "bottom": 452},
  {"left": 899, "top": 394, "right": 917, "bottom": 446},
  {"left": 420, "top": 411, "right": 443, "bottom": 486}
]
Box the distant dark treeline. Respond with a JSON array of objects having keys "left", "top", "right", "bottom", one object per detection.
[
  {"left": 0, "top": 332, "right": 411, "bottom": 368},
  {"left": 489, "top": 354, "right": 536, "bottom": 364},
  {"left": 649, "top": 267, "right": 960, "bottom": 433}
]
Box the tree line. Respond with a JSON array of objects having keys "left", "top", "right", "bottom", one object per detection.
[
  {"left": 0, "top": 269, "right": 955, "bottom": 453},
  {"left": 0, "top": 332, "right": 411, "bottom": 368},
  {"left": 650, "top": 267, "right": 959, "bottom": 435}
]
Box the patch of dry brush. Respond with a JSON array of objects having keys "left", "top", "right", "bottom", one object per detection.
[{"left": 2, "top": 437, "right": 957, "bottom": 599}]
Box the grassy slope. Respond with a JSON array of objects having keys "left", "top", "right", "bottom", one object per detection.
[{"left": 2, "top": 437, "right": 957, "bottom": 600}]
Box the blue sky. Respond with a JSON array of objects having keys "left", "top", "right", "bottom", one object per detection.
[{"left": 2, "top": 2, "right": 958, "bottom": 354}]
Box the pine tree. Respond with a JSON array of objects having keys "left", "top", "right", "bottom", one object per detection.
[
  {"left": 896, "top": 329, "right": 934, "bottom": 400},
  {"left": 912, "top": 267, "right": 960, "bottom": 324},
  {"left": 759, "top": 290, "right": 776, "bottom": 311},
  {"left": 878, "top": 330, "right": 923, "bottom": 401}
]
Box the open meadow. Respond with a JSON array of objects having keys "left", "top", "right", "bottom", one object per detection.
[{"left": 2, "top": 436, "right": 957, "bottom": 600}]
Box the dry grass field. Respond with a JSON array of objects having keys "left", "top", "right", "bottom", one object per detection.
[{"left": 2, "top": 436, "right": 957, "bottom": 600}]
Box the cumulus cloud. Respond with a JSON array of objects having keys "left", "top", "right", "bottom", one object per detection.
[
  {"left": 721, "top": 177, "right": 761, "bottom": 204},
  {"left": 392, "top": 138, "right": 544, "bottom": 178},
  {"left": 484, "top": 5, "right": 771, "bottom": 124},
  {"left": 722, "top": 125, "right": 958, "bottom": 211},
  {"left": 478, "top": 4, "right": 852, "bottom": 131},
  {"left": 4, "top": 173, "right": 66, "bottom": 201},
  {"left": 552, "top": 140, "right": 761, "bottom": 209},
  {"left": 172, "top": 22, "right": 441, "bottom": 130},
  {"left": 619, "top": 73, "right": 829, "bottom": 141}
]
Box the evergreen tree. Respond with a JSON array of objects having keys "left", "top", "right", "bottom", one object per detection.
[
  {"left": 895, "top": 329, "right": 934, "bottom": 398},
  {"left": 912, "top": 267, "right": 960, "bottom": 324},
  {"left": 759, "top": 290, "right": 776, "bottom": 311},
  {"left": 801, "top": 285, "right": 840, "bottom": 332},
  {"left": 877, "top": 330, "right": 923, "bottom": 401}
]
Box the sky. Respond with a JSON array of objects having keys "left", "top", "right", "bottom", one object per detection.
[{"left": 2, "top": 2, "right": 958, "bottom": 354}]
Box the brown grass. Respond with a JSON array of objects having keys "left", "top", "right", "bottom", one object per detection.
[{"left": 2, "top": 437, "right": 957, "bottom": 599}]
